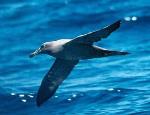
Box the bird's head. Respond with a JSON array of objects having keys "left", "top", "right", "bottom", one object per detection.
[{"left": 29, "top": 42, "right": 52, "bottom": 58}]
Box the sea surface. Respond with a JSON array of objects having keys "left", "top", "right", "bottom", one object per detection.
[{"left": 0, "top": 0, "right": 150, "bottom": 115}]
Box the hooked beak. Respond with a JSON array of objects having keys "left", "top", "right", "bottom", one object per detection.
[{"left": 29, "top": 48, "right": 42, "bottom": 58}]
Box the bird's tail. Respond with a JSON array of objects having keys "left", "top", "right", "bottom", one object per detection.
[{"left": 102, "top": 50, "right": 130, "bottom": 57}]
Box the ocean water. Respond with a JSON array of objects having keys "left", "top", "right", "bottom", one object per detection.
[{"left": 0, "top": 0, "right": 150, "bottom": 115}]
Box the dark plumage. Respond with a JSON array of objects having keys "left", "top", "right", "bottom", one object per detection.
[{"left": 29, "top": 20, "right": 129, "bottom": 106}]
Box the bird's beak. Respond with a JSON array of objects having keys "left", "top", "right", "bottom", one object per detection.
[{"left": 29, "top": 48, "right": 42, "bottom": 58}]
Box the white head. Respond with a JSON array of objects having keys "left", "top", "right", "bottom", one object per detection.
[{"left": 29, "top": 42, "right": 52, "bottom": 58}]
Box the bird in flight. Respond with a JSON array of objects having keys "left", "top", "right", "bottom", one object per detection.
[{"left": 29, "top": 20, "right": 129, "bottom": 106}]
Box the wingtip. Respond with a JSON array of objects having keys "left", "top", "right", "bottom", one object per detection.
[
  {"left": 108, "top": 20, "right": 122, "bottom": 32},
  {"left": 115, "top": 20, "right": 122, "bottom": 26},
  {"left": 119, "top": 20, "right": 122, "bottom": 24},
  {"left": 112, "top": 20, "right": 121, "bottom": 27},
  {"left": 116, "top": 20, "right": 121, "bottom": 23},
  {"left": 36, "top": 97, "right": 44, "bottom": 107},
  {"left": 36, "top": 89, "right": 53, "bottom": 107},
  {"left": 36, "top": 99, "right": 42, "bottom": 107},
  {"left": 36, "top": 103, "right": 42, "bottom": 107},
  {"left": 120, "top": 51, "right": 130, "bottom": 55},
  {"left": 118, "top": 20, "right": 122, "bottom": 23},
  {"left": 36, "top": 93, "right": 45, "bottom": 107}
]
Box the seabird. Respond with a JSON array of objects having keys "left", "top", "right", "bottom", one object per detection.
[{"left": 29, "top": 20, "right": 129, "bottom": 106}]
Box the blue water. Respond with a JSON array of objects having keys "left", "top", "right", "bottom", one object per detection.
[{"left": 0, "top": 0, "right": 150, "bottom": 115}]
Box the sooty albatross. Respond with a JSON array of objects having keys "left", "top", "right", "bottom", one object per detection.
[{"left": 29, "top": 20, "right": 129, "bottom": 106}]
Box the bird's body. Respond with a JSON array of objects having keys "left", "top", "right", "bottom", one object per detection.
[
  {"left": 29, "top": 20, "right": 129, "bottom": 106},
  {"left": 39, "top": 39, "right": 125, "bottom": 60},
  {"left": 50, "top": 40, "right": 102, "bottom": 60}
]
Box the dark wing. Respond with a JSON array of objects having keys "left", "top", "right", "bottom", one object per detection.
[
  {"left": 36, "top": 59, "right": 78, "bottom": 106},
  {"left": 69, "top": 20, "right": 121, "bottom": 45}
]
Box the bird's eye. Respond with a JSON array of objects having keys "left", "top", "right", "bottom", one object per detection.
[{"left": 41, "top": 44, "right": 45, "bottom": 49}]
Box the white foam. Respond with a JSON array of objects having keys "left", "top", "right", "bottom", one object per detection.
[
  {"left": 21, "top": 99, "right": 27, "bottom": 103},
  {"left": 19, "top": 94, "right": 24, "bottom": 97},
  {"left": 124, "top": 17, "right": 131, "bottom": 21},
  {"left": 72, "top": 94, "right": 77, "bottom": 98},
  {"left": 28, "top": 95, "right": 34, "bottom": 98},
  {"left": 67, "top": 98, "right": 71, "bottom": 101},
  {"left": 117, "top": 89, "right": 121, "bottom": 92},
  {"left": 11, "top": 93, "right": 15, "bottom": 96},
  {"left": 132, "top": 16, "right": 137, "bottom": 21},
  {"left": 108, "top": 88, "right": 114, "bottom": 91},
  {"left": 54, "top": 95, "right": 58, "bottom": 98}
]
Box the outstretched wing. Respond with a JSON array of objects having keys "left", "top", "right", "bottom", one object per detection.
[
  {"left": 69, "top": 20, "right": 121, "bottom": 45},
  {"left": 36, "top": 59, "right": 78, "bottom": 106}
]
